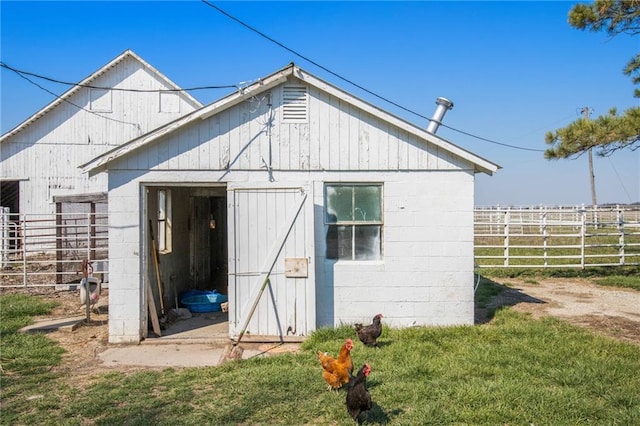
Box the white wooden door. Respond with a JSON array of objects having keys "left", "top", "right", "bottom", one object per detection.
[{"left": 227, "top": 185, "right": 315, "bottom": 340}]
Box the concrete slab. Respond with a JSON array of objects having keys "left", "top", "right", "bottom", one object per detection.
[
  {"left": 98, "top": 342, "right": 300, "bottom": 368},
  {"left": 98, "top": 343, "right": 262, "bottom": 367},
  {"left": 20, "top": 316, "right": 85, "bottom": 333},
  {"left": 19, "top": 314, "right": 301, "bottom": 368}
]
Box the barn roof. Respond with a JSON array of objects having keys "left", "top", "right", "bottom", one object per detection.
[
  {"left": 0, "top": 49, "right": 203, "bottom": 143},
  {"left": 80, "top": 62, "right": 500, "bottom": 176}
]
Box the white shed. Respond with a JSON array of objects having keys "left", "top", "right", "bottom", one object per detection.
[
  {"left": 0, "top": 49, "right": 202, "bottom": 217},
  {"left": 82, "top": 63, "right": 500, "bottom": 344}
]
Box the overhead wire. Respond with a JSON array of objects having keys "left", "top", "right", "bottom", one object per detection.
[
  {"left": 607, "top": 156, "right": 634, "bottom": 203},
  {"left": 0, "top": 61, "right": 240, "bottom": 92},
  {"left": 199, "top": 0, "right": 545, "bottom": 153},
  {"left": 2, "top": 3, "right": 552, "bottom": 154},
  {"left": 6, "top": 64, "right": 142, "bottom": 130}
]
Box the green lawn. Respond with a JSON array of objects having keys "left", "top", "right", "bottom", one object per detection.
[{"left": 2, "top": 286, "right": 640, "bottom": 425}]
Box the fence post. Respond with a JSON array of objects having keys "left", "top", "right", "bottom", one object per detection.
[
  {"left": 56, "top": 203, "right": 63, "bottom": 284},
  {"left": 21, "top": 216, "right": 28, "bottom": 287},
  {"left": 541, "top": 209, "right": 548, "bottom": 267},
  {"left": 580, "top": 208, "right": 586, "bottom": 269},
  {"left": 0, "top": 207, "right": 8, "bottom": 268},
  {"left": 617, "top": 205, "right": 625, "bottom": 266},
  {"left": 86, "top": 212, "right": 92, "bottom": 265},
  {"left": 503, "top": 208, "right": 510, "bottom": 267}
]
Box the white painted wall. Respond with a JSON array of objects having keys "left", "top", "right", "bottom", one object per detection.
[
  {"left": 105, "top": 179, "right": 145, "bottom": 343},
  {"left": 124, "top": 82, "right": 467, "bottom": 174},
  {"left": 314, "top": 171, "right": 476, "bottom": 328},
  {"left": 101, "top": 77, "right": 481, "bottom": 343},
  {"left": 105, "top": 168, "right": 475, "bottom": 343},
  {"left": 0, "top": 53, "right": 200, "bottom": 217}
]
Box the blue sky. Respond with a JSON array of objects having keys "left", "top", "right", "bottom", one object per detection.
[{"left": 1, "top": 1, "right": 638, "bottom": 206}]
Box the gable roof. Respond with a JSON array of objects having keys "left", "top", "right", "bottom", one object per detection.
[
  {"left": 81, "top": 63, "right": 500, "bottom": 176},
  {"left": 0, "top": 49, "right": 203, "bottom": 143}
]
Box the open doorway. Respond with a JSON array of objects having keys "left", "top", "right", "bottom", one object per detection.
[{"left": 145, "top": 185, "right": 228, "bottom": 341}]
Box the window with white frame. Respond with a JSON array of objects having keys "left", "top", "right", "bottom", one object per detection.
[
  {"left": 325, "top": 184, "right": 383, "bottom": 260},
  {"left": 158, "top": 189, "right": 172, "bottom": 253}
]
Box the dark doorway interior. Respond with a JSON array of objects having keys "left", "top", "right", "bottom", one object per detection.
[
  {"left": 0, "top": 181, "right": 19, "bottom": 213},
  {"left": 147, "top": 186, "right": 229, "bottom": 340}
]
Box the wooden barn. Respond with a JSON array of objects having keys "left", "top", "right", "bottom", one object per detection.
[
  {"left": 0, "top": 49, "right": 202, "bottom": 218},
  {"left": 81, "top": 63, "right": 500, "bottom": 344}
]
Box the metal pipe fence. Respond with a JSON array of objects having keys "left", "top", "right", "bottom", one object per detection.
[
  {"left": 0, "top": 210, "right": 108, "bottom": 287},
  {"left": 475, "top": 205, "right": 640, "bottom": 268},
  {"left": 2, "top": 205, "right": 638, "bottom": 287}
]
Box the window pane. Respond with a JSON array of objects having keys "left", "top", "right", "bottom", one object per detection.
[
  {"left": 326, "top": 224, "right": 338, "bottom": 259},
  {"left": 326, "top": 225, "right": 353, "bottom": 259},
  {"left": 337, "top": 226, "right": 353, "bottom": 259},
  {"left": 326, "top": 185, "right": 353, "bottom": 222},
  {"left": 354, "top": 186, "right": 381, "bottom": 222},
  {"left": 158, "top": 190, "right": 166, "bottom": 221},
  {"left": 354, "top": 225, "right": 381, "bottom": 260}
]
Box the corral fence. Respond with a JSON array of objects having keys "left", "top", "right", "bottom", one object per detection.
[
  {"left": 2, "top": 204, "right": 639, "bottom": 287},
  {"left": 475, "top": 205, "right": 640, "bottom": 268},
  {"left": 0, "top": 204, "right": 108, "bottom": 287}
]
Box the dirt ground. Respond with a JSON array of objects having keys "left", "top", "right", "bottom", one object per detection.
[
  {"left": 8, "top": 277, "right": 640, "bottom": 385},
  {"left": 478, "top": 278, "right": 640, "bottom": 345}
]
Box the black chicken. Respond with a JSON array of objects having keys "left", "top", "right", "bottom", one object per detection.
[
  {"left": 354, "top": 313, "right": 383, "bottom": 347},
  {"left": 346, "top": 363, "right": 372, "bottom": 422}
]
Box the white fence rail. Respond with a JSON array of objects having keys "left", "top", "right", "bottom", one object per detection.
[
  {"left": 2, "top": 205, "right": 638, "bottom": 287},
  {"left": 0, "top": 209, "right": 108, "bottom": 287},
  {"left": 475, "top": 205, "right": 640, "bottom": 268}
]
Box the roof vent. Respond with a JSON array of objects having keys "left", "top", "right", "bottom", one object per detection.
[
  {"left": 282, "top": 86, "right": 308, "bottom": 122},
  {"left": 426, "top": 97, "right": 453, "bottom": 134}
]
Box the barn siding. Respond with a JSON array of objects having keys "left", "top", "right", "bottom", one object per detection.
[
  {"left": 124, "top": 83, "right": 467, "bottom": 175},
  {"left": 1, "top": 53, "right": 200, "bottom": 216},
  {"left": 97, "top": 70, "right": 489, "bottom": 343}
]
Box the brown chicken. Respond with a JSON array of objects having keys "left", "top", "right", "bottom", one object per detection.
[
  {"left": 346, "top": 363, "right": 372, "bottom": 422},
  {"left": 354, "top": 314, "right": 383, "bottom": 347},
  {"left": 317, "top": 338, "right": 354, "bottom": 390}
]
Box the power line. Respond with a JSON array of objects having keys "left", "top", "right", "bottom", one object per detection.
[
  {"left": 200, "top": 1, "right": 545, "bottom": 153},
  {"left": 437, "top": 123, "right": 545, "bottom": 152},
  {"left": 7, "top": 64, "right": 141, "bottom": 130},
  {"left": 0, "top": 61, "right": 239, "bottom": 92},
  {"left": 607, "top": 156, "right": 634, "bottom": 203},
  {"left": 2, "top": 2, "right": 549, "bottom": 154}
]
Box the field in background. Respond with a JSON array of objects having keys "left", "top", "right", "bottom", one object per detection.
[{"left": 475, "top": 205, "right": 640, "bottom": 268}]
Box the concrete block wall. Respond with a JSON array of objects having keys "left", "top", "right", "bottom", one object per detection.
[{"left": 315, "top": 170, "right": 475, "bottom": 328}]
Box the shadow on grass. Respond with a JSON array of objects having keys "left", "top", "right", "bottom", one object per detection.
[
  {"left": 474, "top": 276, "right": 546, "bottom": 324},
  {"left": 361, "top": 401, "right": 400, "bottom": 424}
]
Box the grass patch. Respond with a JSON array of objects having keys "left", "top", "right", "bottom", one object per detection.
[
  {"left": 474, "top": 276, "right": 503, "bottom": 310},
  {"left": 2, "top": 292, "right": 639, "bottom": 424},
  {"left": 0, "top": 293, "right": 68, "bottom": 425},
  {"left": 593, "top": 275, "right": 640, "bottom": 291}
]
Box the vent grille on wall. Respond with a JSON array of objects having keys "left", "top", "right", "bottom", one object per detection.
[{"left": 282, "top": 86, "right": 308, "bottom": 122}]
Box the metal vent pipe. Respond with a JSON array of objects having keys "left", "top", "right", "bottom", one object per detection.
[{"left": 426, "top": 97, "right": 454, "bottom": 134}]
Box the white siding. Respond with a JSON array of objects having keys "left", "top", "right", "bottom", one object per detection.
[
  {"left": 0, "top": 54, "right": 200, "bottom": 216},
  {"left": 101, "top": 77, "right": 481, "bottom": 343},
  {"left": 121, "top": 83, "right": 471, "bottom": 176}
]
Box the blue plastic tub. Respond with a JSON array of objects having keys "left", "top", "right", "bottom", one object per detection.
[{"left": 180, "top": 290, "right": 228, "bottom": 313}]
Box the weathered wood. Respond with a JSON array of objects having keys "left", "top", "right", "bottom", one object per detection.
[{"left": 146, "top": 277, "right": 161, "bottom": 337}]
